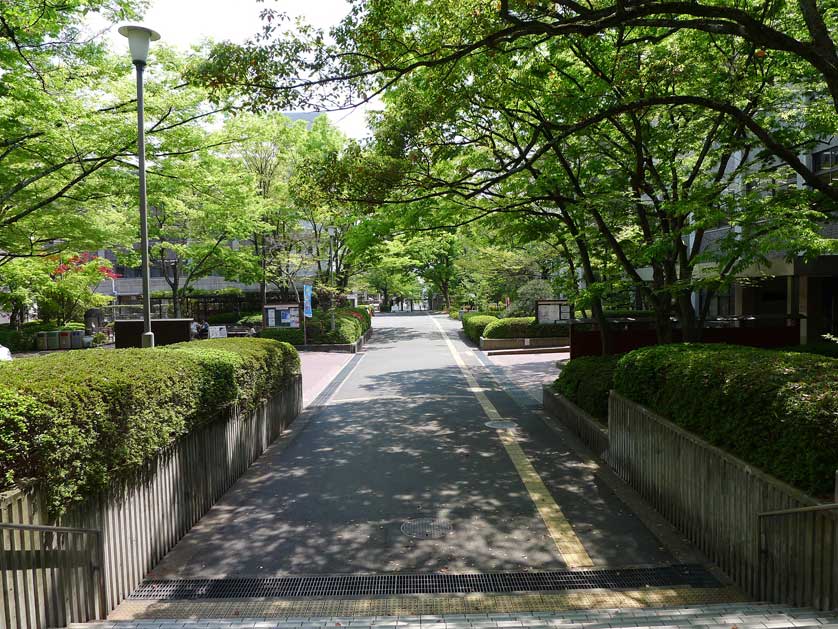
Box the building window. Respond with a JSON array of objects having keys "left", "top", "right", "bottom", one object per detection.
[
  {"left": 813, "top": 146, "right": 838, "bottom": 184},
  {"left": 701, "top": 284, "right": 734, "bottom": 318}
]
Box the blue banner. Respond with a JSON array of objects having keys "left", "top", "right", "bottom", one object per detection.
[{"left": 303, "top": 285, "right": 313, "bottom": 318}]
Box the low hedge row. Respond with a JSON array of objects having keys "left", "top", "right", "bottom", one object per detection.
[
  {"left": 0, "top": 338, "right": 299, "bottom": 515},
  {"left": 553, "top": 355, "right": 620, "bottom": 422},
  {"left": 463, "top": 315, "right": 498, "bottom": 343},
  {"left": 785, "top": 341, "right": 838, "bottom": 359},
  {"left": 338, "top": 307, "right": 372, "bottom": 332},
  {"left": 0, "top": 321, "right": 86, "bottom": 352},
  {"left": 482, "top": 317, "right": 569, "bottom": 339},
  {"left": 614, "top": 344, "right": 838, "bottom": 497},
  {"left": 258, "top": 309, "right": 367, "bottom": 346}
]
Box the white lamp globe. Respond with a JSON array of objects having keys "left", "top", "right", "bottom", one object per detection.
[{"left": 118, "top": 25, "right": 161, "bottom": 64}]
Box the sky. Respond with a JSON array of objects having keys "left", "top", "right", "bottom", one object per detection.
[{"left": 98, "top": 0, "right": 374, "bottom": 139}]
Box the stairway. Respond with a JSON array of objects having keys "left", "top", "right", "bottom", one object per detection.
[{"left": 69, "top": 602, "right": 838, "bottom": 629}]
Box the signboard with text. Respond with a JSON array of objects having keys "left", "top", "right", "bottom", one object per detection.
[
  {"left": 263, "top": 304, "right": 302, "bottom": 329},
  {"left": 536, "top": 299, "right": 572, "bottom": 324}
]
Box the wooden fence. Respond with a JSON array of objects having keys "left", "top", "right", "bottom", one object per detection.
[
  {"left": 541, "top": 387, "right": 609, "bottom": 458},
  {"left": 0, "top": 375, "right": 302, "bottom": 629},
  {"left": 609, "top": 391, "right": 838, "bottom": 610}
]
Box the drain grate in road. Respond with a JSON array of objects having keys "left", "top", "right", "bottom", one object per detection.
[
  {"left": 401, "top": 518, "right": 453, "bottom": 539},
  {"left": 129, "top": 565, "right": 721, "bottom": 600},
  {"left": 485, "top": 420, "right": 518, "bottom": 429}
]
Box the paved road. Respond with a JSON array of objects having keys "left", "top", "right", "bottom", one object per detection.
[{"left": 148, "top": 313, "right": 674, "bottom": 578}]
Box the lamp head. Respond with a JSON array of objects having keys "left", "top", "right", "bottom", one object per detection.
[{"left": 118, "top": 25, "right": 160, "bottom": 64}]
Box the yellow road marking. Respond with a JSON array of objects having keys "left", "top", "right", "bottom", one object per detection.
[{"left": 429, "top": 316, "right": 593, "bottom": 568}]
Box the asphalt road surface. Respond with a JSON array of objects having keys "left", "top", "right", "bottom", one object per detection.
[{"left": 148, "top": 313, "right": 674, "bottom": 578}]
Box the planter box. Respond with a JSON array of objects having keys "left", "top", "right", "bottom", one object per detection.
[
  {"left": 0, "top": 375, "right": 302, "bottom": 629},
  {"left": 542, "top": 386, "right": 609, "bottom": 458},
  {"left": 479, "top": 335, "right": 569, "bottom": 351}
]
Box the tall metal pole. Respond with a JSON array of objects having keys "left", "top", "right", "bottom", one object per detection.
[
  {"left": 329, "top": 232, "right": 335, "bottom": 331},
  {"left": 135, "top": 61, "right": 154, "bottom": 348}
]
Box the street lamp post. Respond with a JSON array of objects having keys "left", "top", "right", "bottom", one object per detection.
[{"left": 119, "top": 25, "right": 160, "bottom": 348}]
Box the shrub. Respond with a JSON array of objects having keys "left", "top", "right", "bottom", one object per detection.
[
  {"left": 237, "top": 313, "right": 263, "bottom": 326},
  {"left": 258, "top": 309, "right": 366, "bottom": 346},
  {"left": 614, "top": 344, "right": 838, "bottom": 497},
  {"left": 784, "top": 341, "right": 838, "bottom": 359},
  {"left": 603, "top": 310, "right": 655, "bottom": 319},
  {"left": 338, "top": 307, "right": 372, "bottom": 331},
  {"left": 553, "top": 355, "right": 620, "bottom": 422},
  {"left": 482, "top": 317, "right": 569, "bottom": 339},
  {"left": 463, "top": 315, "right": 498, "bottom": 343},
  {"left": 310, "top": 311, "right": 363, "bottom": 344},
  {"left": 207, "top": 311, "right": 259, "bottom": 325},
  {"left": 260, "top": 327, "right": 305, "bottom": 345},
  {"left": 0, "top": 338, "right": 299, "bottom": 515}
]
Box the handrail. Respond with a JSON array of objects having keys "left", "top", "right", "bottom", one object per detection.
[
  {"left": 758, "top": 502, "right": 838, "bottom": 518},
  {"left": 0, "top": 519, "right": 108, "bottom": 625},
  {"left": 0, "top": 522, "right": 101, "bottom": 535}
]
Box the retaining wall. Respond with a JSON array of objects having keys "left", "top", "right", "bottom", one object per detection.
[{"left": 0, "top": 374, "right": 302, "bottom": 629}]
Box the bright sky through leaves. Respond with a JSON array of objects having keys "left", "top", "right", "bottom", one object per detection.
[{"left": 92, "top": 0, "right": 374, "bottom": 138}]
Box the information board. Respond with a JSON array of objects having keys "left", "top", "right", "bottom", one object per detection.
[
  {"left": 263, "top": 304, "right": 302, "bottom": 329},
  {"left": 536, "top": 299, "right": 572, "bottom": 324}
]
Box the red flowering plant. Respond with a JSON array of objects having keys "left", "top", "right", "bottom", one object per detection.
[{"left": 37, "top": 253, "right": 119, "bottom": 326}]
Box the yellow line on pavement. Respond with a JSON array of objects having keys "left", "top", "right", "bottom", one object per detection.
[{"left": 429, "top": 316, "right": 593, "bottom": 568}]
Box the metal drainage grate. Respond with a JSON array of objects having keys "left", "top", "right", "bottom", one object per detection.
[
  {"left": 128, "top": 565, "right": 721, "bottom": 600},
  {"left": 400, "top": 518, "right": 453, "bottom": 539},
  {"left": 485, "top": 420, "right": 518, "bottom": 429}
]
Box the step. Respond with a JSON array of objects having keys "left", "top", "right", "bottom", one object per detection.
[{"left": 68, "top": 604, "right": 838, "bottom": 629}]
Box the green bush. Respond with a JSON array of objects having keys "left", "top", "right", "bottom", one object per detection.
[
  {"left": 237, "top": 313, "right": 263, "bottom": 326},
  {"left": 603, "top": 310, "right": 655, "bottom": 319},
  {"left": 207, "top": 311, "right": 259, "bottom": 325},
  {"left": 614, "top": 344, "right": 838, "bottom": 497},
  {"left": 258, "top": 309, "right": 367, "bottom": 346},
  {"left": 463, "top": 315, "right": 498, "bottom": 343},
  {"left": 309, "top": 311, "right": 364, "bottom": 344},
  {"left": 482, "top": 316, "right": 569, "bottom": 339},
  {"left": 260, "top": 327, "right": 305, "bottom": 345},
  {"left": 784, "top": 341, "right": 838, "bottom": 359},
  {"left": 338, "top": 307, "right": 372, "bottom": 331},
  {"left": 553, "top": 355, "right": 620, "bottom": 422},
  {"left": 0, "top": 338, "right": 299, "bottom": 515},
  {"left": 0, "top": 321, "right": 86, "bottom": 352}
]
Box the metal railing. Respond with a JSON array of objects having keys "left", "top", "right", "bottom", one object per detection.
[
  {"left": 757, "top": 503, "right": 838, "bottom": 609},
  {"left": 0, "top": 522, "right": 107, "bottom": 629}
]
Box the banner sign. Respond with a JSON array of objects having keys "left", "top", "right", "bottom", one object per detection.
[{"left": 303, "top": 285, "right": 313, "bottom": 318}]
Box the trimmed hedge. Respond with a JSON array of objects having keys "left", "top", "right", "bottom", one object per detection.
[
  {"left": 553, "top": 355, "right": 620, "bottom": 422},
  {"left": 237, "top": 313, "right": 263, "bottom": 326},
  {"left": 260, "top": 327, "right": 305, "bottom": 345},
  {"left": 482, "top": 317, "right": 569, "bottom": 339},
  {"left": 784, "top": 341, "right": 838, "bottom": 359},
  {"left": 463, "top": 315, "right": 498, "bottom": 344},
  {"left": 0, "top": 321, "right": 86, "bottom": 352},
  {"left": 0, "top": 338, "right": 299, "bottom": 515},
  {"left": 338, "top": 307, "right": 372, "bottom": 332},
  {"left": 614, "top": 344, "right": 838, "bottom": 497}
]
